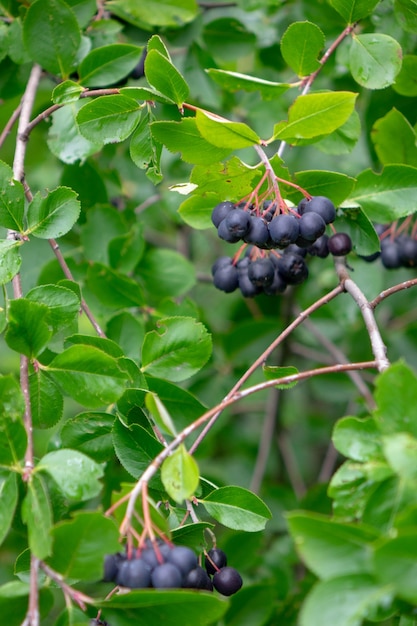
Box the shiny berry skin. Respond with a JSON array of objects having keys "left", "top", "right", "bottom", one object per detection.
[
  {"left": 166, "top": 546, "right": 198, "bottom": 576},
  {"left": 299, "top": 196, "right": 336, "bottom": 224},
  {"left": 211, "top": 201, "right": 235, "bottom": 227},
  {"left": 328, "top": 233, "right": 352, "bottom": 256},
  {"left": 213, "top": 264, "right": 239, "bottom": 293},
  {"left": 183, "top": 566, "right": 214, "bottom": 590},
  {"left": 298, "top": 212, "right": 326, "bottom": 242},
  {"left": 268, "top": 214, "right": 300, "bottom": 247},
  {"left": 151, "top": 563, "right": 183, "bottom": 588},
  {"left": 248, "top": 258, "right": 275, "bottom": 287},
  {"left": 212, "top": 567, "right": 243, "bottom": 596},
  {"left": 116, "top": 558, "right": 151, "bottom": 589},
  {"left": 205, "top": 548, "right": 228, "bottom": 575}
]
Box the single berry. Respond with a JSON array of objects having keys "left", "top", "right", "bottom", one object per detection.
[
  {"left": 211, "top": 256, "right": 233, "bottom": 276},
  {"left": 166, "top": 546, "right": 198, "bottom": 576},
  {"left": 298, "top": 212, "right": 326, "bottom": 242},
  {"left": 213, "top": 263, "right": 239, "bottom": 293},
  {"left": 238, "top": 272, "right": 262, "bottom": 297},
  {"left": 307, "top": 234, "right": 329, "bottom": 258},
  {"left": 248, "top": 258, "right": 275, "bottom": 287},
  {"left": 212, "top": 567, "right": 243, "bottom": 596},
  {"left": 243, "top": 216, "right": 270, "bottom": 247},
  {"left": 217, "top": 218, "right": 241, "bottom": 243},
  {"left": 116, "top": 558, "right": 152, "bottom": 589},
  {"left": 301, "top": 196, "right": 336, "bottom": 224},
  {"left": 151, "top": 562, "right": 183, "bottom": 588},
  {"left": 380, "top": 240, "right": 402, "bottom": 268},
  {"left": 277, "top": 253, "right": 308, "bottom": 285},
  {"left": 399, "top": 236, "right": 417, "bottom": 267},
  {"left": 211, "top": 201, "right": 235, "bottom": 227},
  {"left": 224, "top": 208, "right": 251, "bottom": 238},
  {"left": 103, "top": 552, "right": 125, "bottom": 582},
  {"left": 183, "top": 566, "right": 214, "bottom": 591},
  {"left": 284, "top": 243, "right": 307, "bottom": 258},
  {"left": 205, "top": 548, "right": 228, "bottom": 575},
  {"left": 268, "top": 214, "right": 300, "bottom": 247},
  {"left": 328, "top": 233, "right": 352, "bottom": 256}
]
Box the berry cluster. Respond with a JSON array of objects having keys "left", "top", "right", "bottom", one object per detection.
[
  {"left": 211, "top": 195, "right": 352, "bottom": 297},
  {"left": 103, "top": 542, "right": 242, "bottom": 596},
  {"left": 360, "top": 223, "right": 417, "bottom": 269}
]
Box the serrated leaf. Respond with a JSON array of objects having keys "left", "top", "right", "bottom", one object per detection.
[
  {"left": 39, "top": 449, "right": 103, "bottom": 501},
  {"left": 0, "top": 417, "right": 27, "bottom": 466},
  {"left": 195, "top": 109, "right": 260, "bottom": 149},
  {"left": 47, "top": 345, "right": 128, "bottom": 408},
  {"left": 0, "top": 239, "right": 22, "bottom": 285},
  {"left": 47, "top": 512, "right": 120, "bottom": 580},
  {"left": 329, "top": 0, "right": 381, "bottom": 22},
  {"left": 0, "top": 374, "right": 25, "bottom": 422},
  {"left": 349, "top": 34, "right": 402, "bottom": 90},
  {"left": 26, "top": 284, "right": 80, "bottom": 333},
  {"left": 48, "top": 101, "right": 103, "bottom": 164},
  {"left": 26, "top": 187, "right": 81, "bottom": 239},
  {"left": 76, "top": 94, "right": 141, "bottom": 144},
  {"left": 280, "top": 21, "right": 325, "bottom": 77},
  {"left": 60, "top": 412, "right": 114, "bottom": 463},
  {"left": 333, "top": 416, "right": 383, "bottom": 462},
  {"left": 349, "top": 165, "right": 417, "bottom": 221},
  {"left": 206, "top": 69, "right": 292, "bottom": 100},
  {"left": 189, "top": 157, "right": 262, "bottom": 201},
  {"left": 0, "top": 472, "right": 18, "bottom": 547},
  {"left": 201, "top": 485, "right": 272, "bottom": 531},
  {"left": 29, "top": 371, "right": 63, "bottom": 429},
  {"left": 79, "top": 43, "right": 143, "bottom": 87},
  {"left": 151, "top": 118, "right": 231, "bottom": 165},
  {"left": 273, "top": 92, "right": 357, "bottom": 142},
  {"left": 21, "top": 474, "right": 53, "bottom": 559},
  {"left": 141, "top": 317, "right": 212, "bottom": 382},
  {"left": 161, "top": 445, "right": 199, "bottom": 503},
  {"left": 0, "top": 160, "right": 25, "bottom": 231},
  {"left": 178, "top": 192, "right": 220, "bottom": 230},
  {"left": 5, "top": 298, "right": 51, "bottom": 358},
  {"left": 285, "top": 170, "right": 356, "bottom": 206},
  {"left": 23, "top": 0, "right": 81, "bottom": 76},
  {"left": 372, "top": 108, "right": 417, "bottom": 166},
  {"left": 52, "top": 81, "right": 84, "bottom": 105},
  {"left": 263, "top": 365, "right": 299, "bottom": 388},
  {"left": 144, "top": 49, "right": 189, "bottom": 106}
]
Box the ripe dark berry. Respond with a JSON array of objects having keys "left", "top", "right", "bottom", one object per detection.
[
  {"left": 307, "top": 234, "right": 329, "bottom": 258},
  {"left": 205, "top": 548, "right": 228, "bottom": 575},
  {"left": 380, "top": 241, "right": 402, "bottom": 268},
  {"left": 103, "top": 552, "right": 125, "bottom": 582},
  {"left": 224, "top": 208, "right": 251, "bottom": 238},
  {"left": 298, "top": 212, "right": 326, "bottom": 242},
  {"left": 263, "top": 271, "right": 287, "bottom": 295},
  {"left": 277, "top": 253, "right": 308, "bottom": 285},
  {"left": 238, "top": 271, "right": 262, "bottom": 297},
  {"left": 212, "top": 567, "right": 243, "bottom": 596},
  {"left": 211, "top": 256, "right": 233, "bottom": 275},
  {"left": 243, "top": 216, "right": 270, "bottom": 247},
  {"left": 211, "top": 201, "right": 235, "bottom": 227},
  {"left": 399, "top": 236, "right": 417, "bottom": 267},
  {"left": 328, "top": 233, "right": 352, "bottom": 256},
  {"left": 218, "top": 218, "right": 241, "bottom": 243},
  {"left": 166, "top": 546, "right": 198, "bottom": 576},
  {"left": 248, "top": 257, "right": 275, "bottom": 287},
  {"left": 213, "top": 264, "right": 239, "bottom": 293},
  {"left": 116, "top": 558, "right": 151, "bottom": 589},
  {"left": 268, "top": 214, "right": 300, "bottom": 247},
  {"left": 300, "top": 196, "right": 336, "bottom": 224},
  {"left": 151, "top": 562, "right": 183, "bottom": 588},
  {"left": 183, "top": 566, "right": 213, "bottom": 591}
]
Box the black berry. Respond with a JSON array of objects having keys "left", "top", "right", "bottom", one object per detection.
[
  {"left": 247, "top": 257, "right": 275, "bottom": 287},
  {"left": 212, "top": 201, "right": 235, "bottom": 227},
  {"left": 277, "top": 253, "right": 308, "bottom": 285},
  {"left": 116, "top": 558, "right": 152, "bottom": 589},
  {"left": 183, "top": 566, "right": 213, "bottom": 591},
  {"left": 212, "top": 567, "right": 243, "bottom": 596},
  {"left": 268, "top": 214, "right": 300, "bottom": 247},
  {"left": 151, "top": 562, "right": 183, "bottom": 588},
  {"left": 205, "top": 548, "right": 227, "bottom": 575},
  {"left": 166, "top": 546, "right": 198, "bottom": 576},
  {"left": 328, "top": 233, "right": 352, "bottom": 256},
  {"left": 300, "top": 196, "right": 336, "bottom": 224},
  {"left": 224, "top": 208, "right": 251, "bottom": 238},
  {"left": 213, "top": 263, "right": 239, "bottom": 293},
  {"left": 298, "top": 212, "right": 326, "bottom": 242}
]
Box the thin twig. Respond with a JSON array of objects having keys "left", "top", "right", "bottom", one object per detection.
[
  {"left": 39, "top": 562, "right": 93, "bottom": 610},
  {"left": 370, "top": 277, "right": 417, "bottom": 309},
  {"left": 0, "top": 102, "right": 22, "bottom": 150}
]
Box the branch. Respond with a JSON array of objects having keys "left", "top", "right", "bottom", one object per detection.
[
  {"left": 370, "top": 277, "right": 417, "bottom": 309},
  {"left": 0, "top": 102, "right": 22, "bottom": 150},
  {"left": 39, "top": 562, "right": 93, "bottom": 610}
]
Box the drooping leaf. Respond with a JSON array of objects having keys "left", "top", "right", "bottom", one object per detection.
[
  {"left": 206, "top": 69, "right": 292, "bottom": 100},
  {"left": 195, "top": 109, "right": 261, "bottom": 149},
  {"left": 129, "top": 108, "right": 163, "bottom": 184},
  {"left": 48, "top": 102, "right": 103, "bottom": 164},
  {"left": 141, "top": 317, "right": 212, "bottom": 382},
  {"left": 201, "top": 486, "right": 272, "bottom": 531},
  {"left": 0, "top": 472, "right": 18, "bottom": 547},
  {"left": 5, "top": 298, "right": 51, "bottom": 358},
  {"left": 29, "top": 371, "right": 64, "bottom": 429},
  {"left": 76, "top": 94, "right": 141, "bottom": 144},
  {"left": 79, "top": 43, "right": 143, "bottom": 87},
  {"left": 21, "top": 474, "right": 53, "bottom": 559},
  {"left": 26, "top": 187, "right": 81, "bottom": 239},
  {"left": 372, "top": 108, "right": 417, "bottom": 166},
  {"left": 0, "top": 160, "right": 25, "bottom": 231},
  {"left": 348, "top": 34, "right": 402, "bottom": 90},
  {"left": 145, "top": 392, "right": 177, "bottom": 437},
  {"left": 280, "top": 21, "right": 325, "bottom": 76},
  {"left": 146, "top": 377, "right": 206, "bottom": 431},
  {"left": 23, "top": 0, "right": 81, "bottom": 76},
  {"left": 39, "top": 449, "right": 103, "bottom": 501},
  {"left": 144, "top": 49, "right": 189, "bottom": 106},
  {"left": 161, "top": 444, "right": 200, "bottom": 503}
]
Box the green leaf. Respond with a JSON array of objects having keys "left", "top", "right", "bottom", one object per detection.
[
  {"left": 0, "top": 581, "right": 53, "bottom": 626},
  {"left": 136, "top": 248, "right": 196, "bottom": 300},
  {"left": 5, "top": 298, "right": 51, "bottom": 358},
  {"left": 374, "top": 533, "right": 417, "bottom": 603},
  {"left": 263, "top": 365, "right": 299, "bottom": 388},
  {"left": 273, "top": 92, "right": 358, "bottom": 142},
  {"left": 60, "top": 412, "right": 115, "bottom": 463},
  {"left": 144, "top": 49, "right": 189, "bottom": 106},
  {"left": 201, "top": 485, "right": 272, "bottom": 531},
  {"left": 315, "top": 111, "right": 361, "bottom": 155},
  {"left": 394, "top": 0, "right": 417, "bottom": 33},
  {"left": 0, "top": 472, "right": 17, "bottom": 546},
  {"left": 0, "top": 374, "right": 25, "bottom": 422},
  {"left": 0, "top": 160, "right": 25, "bottom": 231},
  {"left": 80, "top": 205, "right": 126, "bottom": 264},
  {"left": 145, "top": 392, "right": 177, "bottom": 437},
  {"left": 348, "top": 34, "right": 403, "bottom": 90},
  {"left": 300, "top": 575, "right": 393, "bottom": 626},
  {"left": 48, "top": 102, "right": 103, "bottom": 164},
  {"left": 280, "top": 21, "right": 325, "bottom": 77},
  {"left": 86, "top": 262, "right": 145, "bottom": 308},
  {"left": 95, "top": 589, "right": 228, "bottom": 626},
  {"left": 76, "top": 95, "right": 141, "bottom": 144},
  {"left": 26, "top": 187, "right": 81, "bottom": 239},
  {"left": 178, "top": 192, "right": 220, "bottom": 230},
  {"left": 0, "top": 239, "right": 22, "bottom": 285},
  {"left": 394, "top": 55, "right": 417, "bottom": 96},
  {"left": 383, "top": 433, "right": 417, "bottom": 480},
  {"left": 47, "top": 512, "right": 120, "bottom": 580},
  {"left": 161, "top": 444, "right": 200, "bottom": 503},
  {"left": 150, "top": 118, "right": 231, "bottom": 165},
  {"left": 129, "top": 108, "right": 163, "bottom": 184},
  {"left": 21, "top": 474, "right": 53, "bottom": 559},
  {"left": 206, "top": 69, "right": 292, "bottom": 100},
  {"left": 336, "top": 204, "right": 380, "bottom": 255},
  {"left": 375, "top": 365, "right": 417, "bottom": 434},
  {"left": 372, "top": 108, "right": 417, "bottom": 166},
  {"left": 349, "top": 165, "right": 417, "bottom": 222},
  {"left": 47, "top": 345, "right": 129, "bottom": 408},
  {"left": 202, "top": 17, "right": 256, "bottom": 62},
  {"left": 106, "top": 312, "right": 145, "bottom": 361},
  {"left": 29, "top": 371, "right": 63, "bottom": 429},
  {"left": 195, "top": 109, "right": 261, "bottom": 149},
  {"left": 107, "top": 0, "right": 198, "bottom": 29},
  {"left": 329, "top": 0, "right": 381, "bottom": 22},
  {"left": 120, "top": 85, "right": 174, "bottom": 105},
  {"left": 146, "top": 377, "right": 206, "bottom": 432},
  {"left": 26, "top": 284, "right": 80, "bottom": 333},
  {"left": 23, "top": 0, "right": 81, "bottom": 76},
  {"left": 286, "top": 170, "right": 356, "bottom": 206},
  {"left": 287, "top": 512, "right": 377, "bottom": 579},
  {"left": 189, "top": 157, "right": 261, "bottom": 203},
  {"left": 147, "top": 34, "right": 171, "bottom": 59},
  {"left": 0, "top": 417, "right": 27, "bottom": 467},
  {"left": 39, "top": 449, "right": 103, "bottom": 501},
  {"left": 109, "top": 223, "right": 145, "bottom": 273},
  {"left": 141, "top": 317, "right": 212, "bottom": 382},
  {"left": 112, "top": 418, "right": 164, "bottom": 483},
  {"left": 79, "top": 44, "right": 143, "bottom": 87},
  {"left": 52, "top": 80, "right": 84, "bottom": 105},
  {"left": 333, "top": 416, "right": 383, "bottom": 462},
  {"left": 64, "top": 333, "right": 125, "bottom": 359}
]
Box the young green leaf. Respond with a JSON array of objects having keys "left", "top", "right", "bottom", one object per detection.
[
  {"left": 201, "top": 485, "right": 272, "bottom": 531},
  {"left": 0, "top": 160, "right": 25, "bottom": 231},
  {"left": 161, "top": 444, "right": 200, "bottom": 503},
  {"left": 5, "top": 299, "right": 51, "bottom": 358},
  {"left": 348, "top": 34, "right": 403, "bottom": 90},
  {"left": 195, "top": 109, "right": 261, "bottom": 149},
  {"left": 26, "top": 187, "right": 81, "bottom": 239},
  {"left": 79, "top": 43, "right": 144, "bottom": 87},
  {"left": 145, "top": 392, "right": 177, "bottom": 437},
  {"left": 144, "top": 49, "right": 189, "bottom": 106},
  {"left": 206, "top": 69, "right": 292, "bottom": 100},
  {"left": 0, "top": 240, "right": 22, "bottom": 285},
  {"left": 147, "top": 34, "right": 170, "bottom": 59},
  {"left": 280, "top": 21, "right": 325, "bottom": 77},
  {"left": 51, "top": 80, "right": 84, "bottom": 105},
  {"left": 372, "top": 108, "right": 417, "bottom": 166},
  {"left": 76, "top": 94, "right": 141, "bottom": 144},
  {"left": 39, "top": 449, "right": 104, "bottom": 501},
  {"left": 29, "top": 371, "right": 63, "bottom": 429},
  {"left": 21, "top": 474, "right": 53, "bottom": 559},
  {"left": 333, "top": 416, "right": 383, "bottom": 462},
  {"left": 263, "top": 365, "right": 299, "bottom": 388}
]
